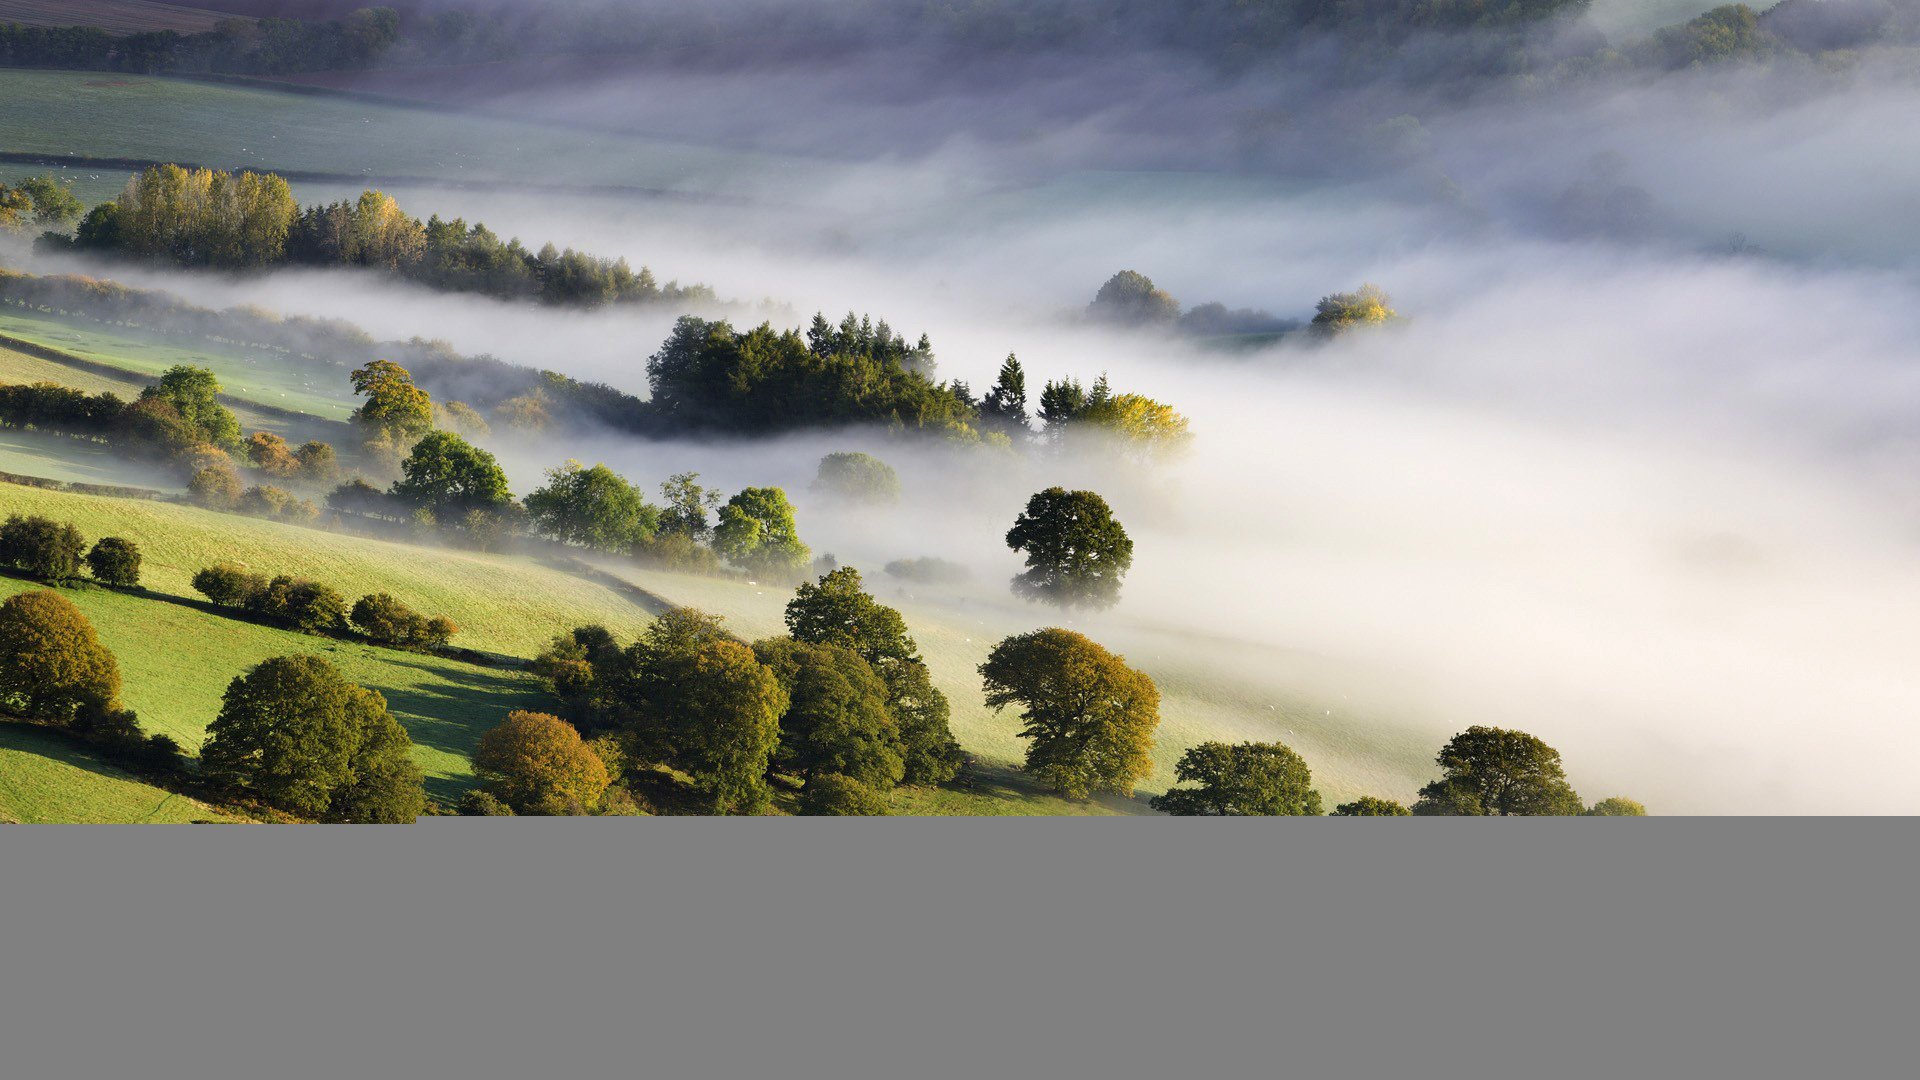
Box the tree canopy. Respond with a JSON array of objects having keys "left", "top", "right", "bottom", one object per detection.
[
  {"left": 474, "top": 710, "right": 611, "bottom": 815},
  {"left": 1412, "top": 726, "right": 1584, "bottom": 816},
  {"left": 200, "top": 654, "right": 424, "bottom": 821},
  {"left": 980, "top": 628, "right": 1159, "bottom": 799},
  {"left": 0, "top": 590, "right": 122, "bottom": 727},
  {"left": 390, "top": 431, "right": 513, "bottom": 522},
  {"left": 1150, "top": 741, "right": 1323, "bottom": 816},
  {"left": 714, "top": 487, "right": 811, "bottom": 580},
  {"left": 754, "top": 638, "right": 904, "bottom": 792},
  {"left": 526, "top": 460, "right": 661, "bottom": 552},
  {"left": 1005, "top": 487, "right": 1135, "bottom": 610}
]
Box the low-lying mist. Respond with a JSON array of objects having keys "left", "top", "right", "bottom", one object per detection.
[{"left": 12, "top": 25, "right": 1920, "bottom": 811}]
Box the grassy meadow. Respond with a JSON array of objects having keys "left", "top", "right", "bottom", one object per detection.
[
  {"left": 0, "top": 308, "right": 358, "bottom": 422},
  {"left": 0, "top": 722, "right": 235, "bottom": 823},
  {"left": 0, "top": 69, "right": 832, "bottom": 199}
]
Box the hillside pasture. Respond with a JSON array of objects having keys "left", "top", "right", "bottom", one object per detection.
[
  {"left": 0, "top": 0, "right": 227, "bottom": 34},
  {"left": 0, "top": 69, "right": 833, "bottom": 200},
  {"left": 0, "top": 308, "right": 358, "bottom": 422},
  {"left": 0, "top": 722, "right": 234, "bottom": 824}
]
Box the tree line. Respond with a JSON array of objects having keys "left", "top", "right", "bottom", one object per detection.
[
  {"left": 0, "top": 9, "right": 401, "bottom": 76},
  {"left": 40, "top": 166, "right": 715, "bottom": 310}
]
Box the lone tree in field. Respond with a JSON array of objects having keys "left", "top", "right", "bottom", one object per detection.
[
  {"left": 86, "top": 537, "right": 142, "bottom": 588},
  {"left": 754, "top": 638, "right": 905, "bottom": 794},
  {"left": 390, "top": 430, "right": 512, "bottom": 522},
  {"left": 1411, "top": 726, "right": 1584, "bottom": 816},
  {"left": 0, "top": 590, "right": 122, "bottom": 726},
  {"left": 1584, "top": 796, "right": 1648, "bottom": 816},
  {"left": 980, "top": 628, "right": 1160, "bottom": 800},
  {"left": 1150, "top": 741, "right": 1323, "bottom": 816},
  {"left": 474, "top": 710, "right": 611, "bottom": 816},
  {"left": 1005, "top": 487, "right": 1134, "bottom": 610},
  {"left": 785, "top": 568, "right": 963, "bottom": 785},
  {"left": 1088, "top": 270, "right": 1180, "bottom": 326},
  {"left": 813, "top": 452, "right": 901, "bottom": 505},
  {"left": 713, "top": 486, "right": 811, "bottom": 580},
  {"left": 0, "top": 514, "right": 87, "bottom": 581},
  {"left": 1331, "top": 796, "right": 1412, "bottom": 816},
  {"left": 201, "top": 654, "right": 424, "bottom": 821}
]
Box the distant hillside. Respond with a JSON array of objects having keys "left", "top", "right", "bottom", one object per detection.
[{"left": 0, "top": 0, "right": 228, "bottom": 34}]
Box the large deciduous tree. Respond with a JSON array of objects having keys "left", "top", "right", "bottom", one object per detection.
[
  {"left": 350, "top": 359, "right": 434, "bottom": 443},
  {"left": 713, "top": 486, "right": 810, "bottom": 580},
  {"left": 1005, "top": 487, "right": 1134, "bottom": 610},
  {"left": 754, "top": 638, "right": 904, "bottom": 793},
  {"left": 201, "top": 654, "right": 424, "bottom": 821},
  {"left": 525, "top": 460, "right": 660, "bottom": 552},
  {"left": 474, "top": 710, "right": 610, "bottom": 816},
  {"left": 140, "top": 365, "right": 241, "bottom": 449},
  {"left": 980, "top": 628, "right": 1159, "bottom": 799},
  {"left": 1150, "top": 741, "right": 1323, "bottom": 816},
  {"left": 390, "top": 430, "right": 512, "bottom": 522},
  {"left": 1088, "top": 269, "right": 1180, "bottom": 325},
  {"left": 785, "top": 568, "right": 962, "bottom": 785},
  {"left": 0, "top": 590, "right": 122, "bottom": 726},
  {"left": 1411, "top": 726, "right": 1584, "bottom": 816}
]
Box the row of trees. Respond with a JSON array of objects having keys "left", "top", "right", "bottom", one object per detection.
[
  {"left": 0, "top": 175, "right": 82, "bottom": 231},
  {"left": 1148, "top": 726, "right": 1646, "bottom": 817},
  {"left": 1086, "top": 268, "right": 1396, "bottom": 342},
  {"left": 0, "top": 515, "right": 141, "bottom": 588},
  {"left": 47, "top": 167, "right": 712, "bottom": 310},
  {"left": 0, "top": 590, "right": 181, "bottom": 773},
  {"left": 192, "top": 562, "right": 456, "bottom": 648},
  {"left": 522, "top": 568, "right": 963, "bottom": 815},
  {"left": 0, "top": 9, "right": 401, "bottom": 76}
]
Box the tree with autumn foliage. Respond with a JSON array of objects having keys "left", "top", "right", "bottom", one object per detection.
[
  {"left": 980, "top": 628, "right": 1159, "bottom": 799},
  {"left": 0, "top": 590, "right": 122, "bottom": 726},
  {"left": 474, "top": 710, "right": 611, "bottom": 816}
]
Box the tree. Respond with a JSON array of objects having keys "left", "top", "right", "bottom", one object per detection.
[
  {"left": 980, "top": 628, "right": 1159, "bottom": 799},
  {"left": 1411, "top": 726, "right": 1584, "bottom": 816},
  {"left": 140, "top": 365, "right": 240, "bottom": 448},
  {"left": 1005, "top": 488, "right": 1134, "bottom": 610},
  {"left": 1071, "top": 393, "right": 1193, "bottom": 458},
  {"left": 188, "top": 463, "right": 245, "bottom": 510},
  {"left": 754, "top": 638, "right": 904, "bottom": 792},
  {"left": 0, "top": 514, "right": 87, "bottom": 581},
  {"left": 350, "top": 359, "right": 434, "bottom": 443},
  {"left": 1150, "top": 741, "right": 1323, "bottom": 816},
  {"left": 713, "top": 486, "right": 810, "bottom": 580},
  {"left": 473, "top": 710, "right": 610, "bottom": 815},
  {"left": 666, "top": 640, "right": 786, "bottom": 814},
  {"left": 293, "top": 440, "right": 338, "bottom": 484},
  {"left": 245, "top": 431, "right": 299, "bottom": 476},
  {"left": 1088, "top": 270, "right": 1181, "bottom": 325},
  {"left": 193, "top": 563, "right": 265, "bottom": 607},
  {"left": 800, "top": 774, "right": 892, "bottom": 815},
  {"left": 327, "top": 700, "right": 426, "bottom": 823},
  {"left": 785, "top": 568, "right": 962, "bottom": 785},
  {"left": 201, "top": 655, "right": 422, "bottom": 819},
  {"left": 526, "top": 460, "right": 659, "bottom": 552},
  {"left": 0, "top": 590, "right": 121, "bottom": 726},
  {"left": 86, "top": 537, "right": 141, "bottom": 587},
  {"left": 980, "top": 353, "right": 1029, "bottom": 438},
  {"left": 390, "top": 431, "right": 512, "bottom": 521},
  {"left": 1584, "top": 797, "right": 1648, "bottom": 817},
  {"left": 1310, "top": 284, "right": 1396, "bottom": 337},
  {"left": 352, "top": 593, "right": 452, "bottom": 648},
  {"left": 813, "top": 452, "right": 901, "bottom": 505},
  {"left": 1332, "top": 796, "right": 1412, "bottom": 816},
  {"left": 657, "top": 472, "right": 722, "bottom": 540}
]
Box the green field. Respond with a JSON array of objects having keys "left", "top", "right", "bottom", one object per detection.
[
  {"left": 0, "top": 428, "right": 181, "bottom": 491},
  {"left": 0, "top": 1, "right": 225, "bottom": 35},
  {"left": 0, "top": 722, "right": 233, "bottom": 824},
  {"left": 0, "top": 69, "right": 832, "bottom": 199},
  {"left": 0, "top": 308, "right": 358, "bottom": 422}
]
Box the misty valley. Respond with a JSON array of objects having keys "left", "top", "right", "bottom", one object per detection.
[{"left": 4, "top": 0, "right": 1918, "bottom": 820}]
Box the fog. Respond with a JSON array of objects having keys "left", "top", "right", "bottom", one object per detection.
[{"left": 12, "top": 6, "right": 1920, "bottom": 811}]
